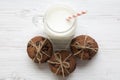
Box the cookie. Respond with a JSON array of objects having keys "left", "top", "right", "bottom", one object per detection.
[
  {"left": 70, "top": 35, "right": 98, "bottom": 60},
  {"left": 48, "top": 50, "right": 76, "bottom": 77},
  {"left": 27, "top": 36, "right": 53, "bottom": 63}
]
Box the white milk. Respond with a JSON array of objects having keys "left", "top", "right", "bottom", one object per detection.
[{"left": 44, "top": 5, "right": 77, "bottom": 49}]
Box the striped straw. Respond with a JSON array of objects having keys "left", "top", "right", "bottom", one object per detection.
[{"left": 66, "top": 11, "right": 87, "bottom": 21}]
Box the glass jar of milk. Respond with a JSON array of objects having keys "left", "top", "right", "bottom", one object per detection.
[{"left": 33, "top": 5, "right": 77, "bottom": 49}]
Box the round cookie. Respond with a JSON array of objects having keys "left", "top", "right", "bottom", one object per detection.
[
  {"left": 70, "top": 35, "right": 98, "bottom": 60},
  {"left": 48, "top": 50, "right": 76, "bottom": 77},
  {"left": 27, "top": 36, "right": 53, "bottom": 63}
]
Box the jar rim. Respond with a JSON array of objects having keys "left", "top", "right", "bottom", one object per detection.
[{"left": 44, "top": 5, "right": 77, "bottom": 33}]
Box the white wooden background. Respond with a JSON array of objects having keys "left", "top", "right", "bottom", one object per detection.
[{"left": 0, "top": 0, "right": 120, "bottom": 80}]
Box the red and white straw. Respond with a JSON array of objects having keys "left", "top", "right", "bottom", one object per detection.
[{"left": 66, "top": 11, "right": 87, "bottom": 21}]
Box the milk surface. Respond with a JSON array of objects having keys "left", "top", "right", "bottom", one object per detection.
[{"left": 46, "top": 7, "right": 74, "bottom": 32}]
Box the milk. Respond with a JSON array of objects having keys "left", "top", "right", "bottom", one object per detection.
[{"left": 44, "top": 5, "right": 77, "bottom": 49}]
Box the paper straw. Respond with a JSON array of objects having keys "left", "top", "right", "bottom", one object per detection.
[{"left": 66, "top": 11, "right": 87, "bottom": 21}]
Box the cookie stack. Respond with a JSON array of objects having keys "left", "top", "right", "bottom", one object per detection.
[{"left": 26, "top": 35, "right": 99, "bottom": 77}]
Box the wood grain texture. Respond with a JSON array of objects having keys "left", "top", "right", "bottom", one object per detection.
[{"left": 0, "top": 0, "right": 120, "bottom": 80}]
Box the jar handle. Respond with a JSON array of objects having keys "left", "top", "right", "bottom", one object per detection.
[{"left": 32, "top": 14, "right": 44, "bottom": 31}]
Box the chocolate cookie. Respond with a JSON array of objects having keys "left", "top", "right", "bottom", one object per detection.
[
  {"left": 70, "top": 35, "right": 98, "bottom": 60},
  {"left": 27, "top": 36, "right": 53, "bottom": 63},
  {"left": 48, "top": 50, "right": 76, "bottom": 77}
]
